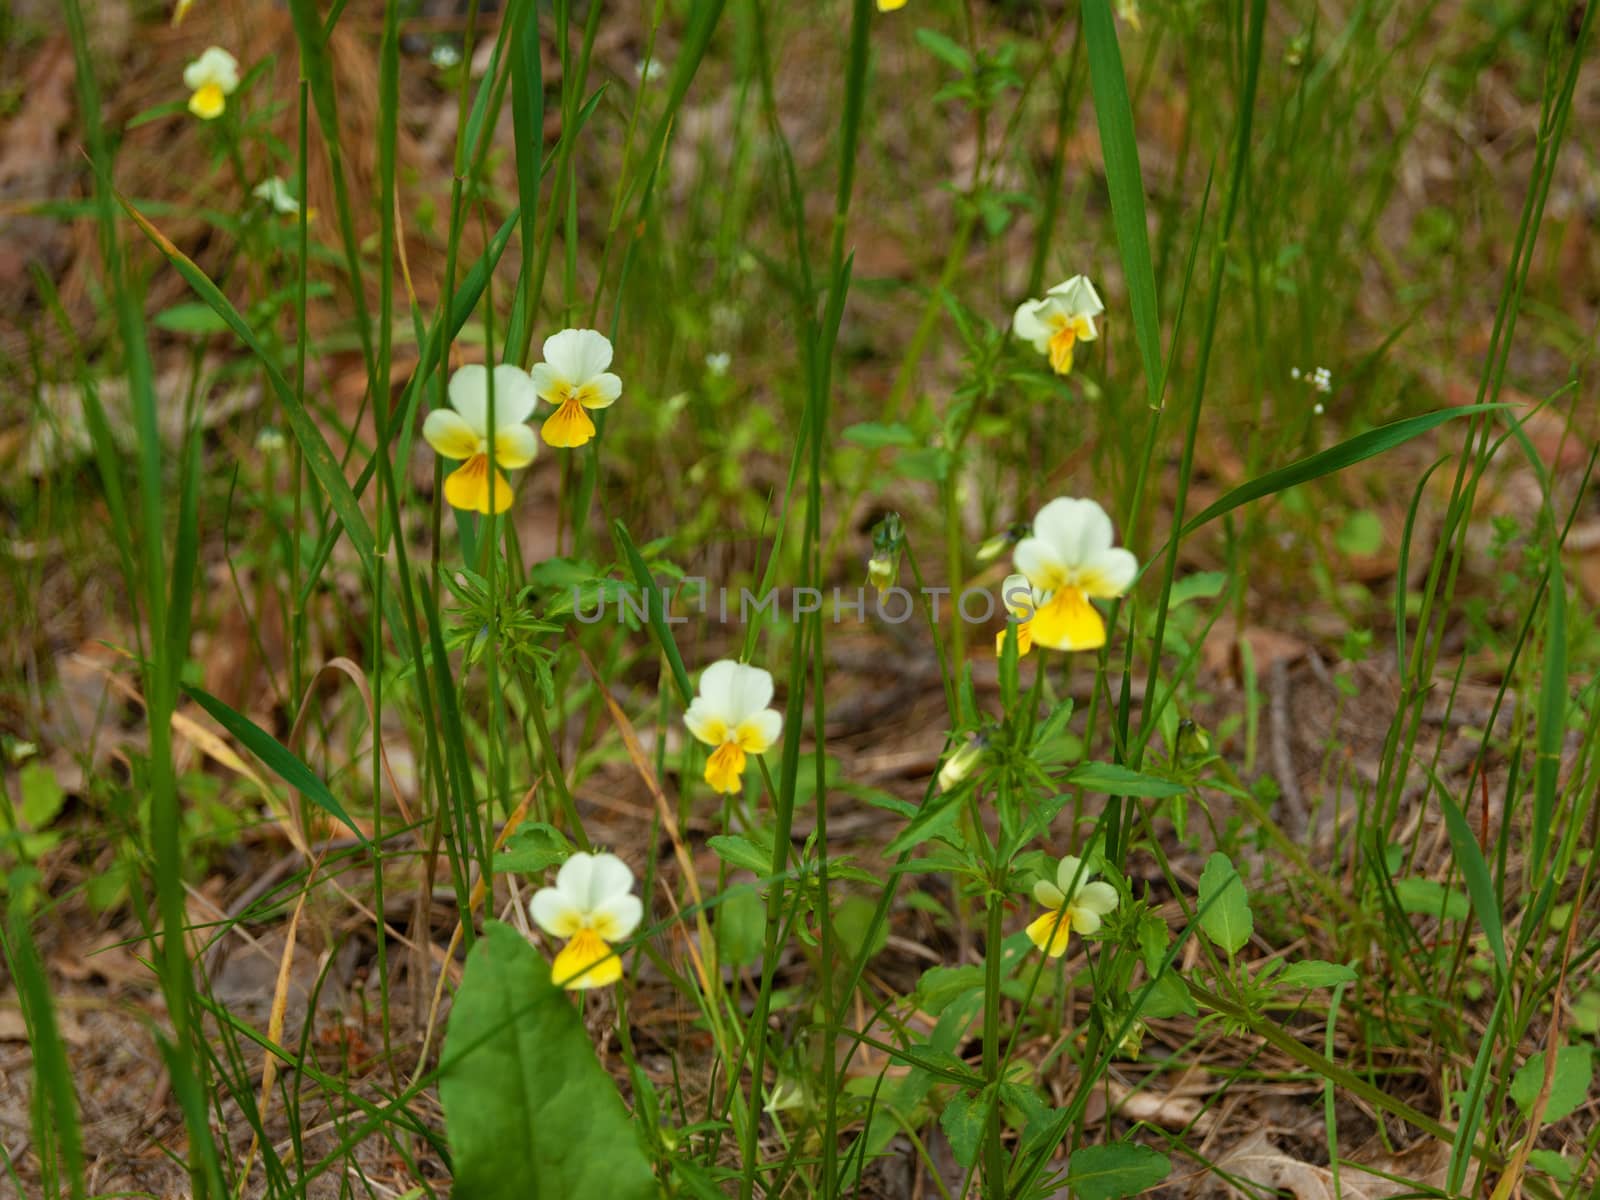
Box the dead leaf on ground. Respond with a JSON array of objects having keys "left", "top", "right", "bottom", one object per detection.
[{"left": 1216, "top": 1130, "right": 1452, "bottom": 1200}]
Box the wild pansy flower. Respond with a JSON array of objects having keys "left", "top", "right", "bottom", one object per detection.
[
  {"left": 1012, "top": 275, "right": 1104, "bottom": 376},
  {"left": 1012, "top": 497, "right": 1137, "bottom": 652},
  {"left": 532, "top": 328, "right": 621, "bottom": 449},
  {"left": 684, "top": 660, "right": 782, "bottom": 794},
  {"left": 422, "top": 364, "right": 538, "bottom": 514},
  {"left": 184, "top": 47, "right": 240, "bottom": 120},
  {"left": 530, "top": 852, "right": 643, "bottom": 989},
  {"left": 995, "top": 572, "right": 1039, "bottom": 658},
  {"left": 1025, "top": 855, "right": 1118, "bottom": 957}
]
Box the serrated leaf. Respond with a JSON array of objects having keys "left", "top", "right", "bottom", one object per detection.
[
  {"left": 1276, "top": 961, "right": 1358, "bottom": 990},
  {"left": 1067, "top": 762, "right": 1187, "bottom": 798},
  {"left": 1510, "top": 1045, "right": 1594, "bottom": 1122},
  {"left": 1197, "top": 852, "right": 1252, "bottom": 955},
  {"left": 493, "top": 822, "right": 575, "bottom": 875},
  {"left": 439, "top": 923, "right": 657, "bottom": 1200},
  {"left": 1066, "top": 1141, "right": 1172, "bottom": 1200},
  {"left": 940, "top": 1087, "right": 988, "bottom": 1168}
]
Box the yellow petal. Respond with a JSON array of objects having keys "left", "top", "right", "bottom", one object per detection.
[
  {"left": 189, "top": 83, "right": 226, "bottom": 120},
  {"left": 877, "top": 0, "right": 908, "bottom": 8},
  {"left": 551, "top": 928, "right": 622, "bottom": 990},
  {"left": 994, "top": 619, "right": 1034, "bottom": 658},
  {"left": 1029, "top": 589, "right": 1105, "bottom": 652},
  {"left": 1025, "top": 908, "right": 1074, "bottom": 958},
  {"left": 442, "top": 454, "right": 514, "bottom": 515},
  {"left": 542, "top": 397, "right": 596, "bottom": 448},
  {"left": 705, "top": 741, "right": 747, "bottom": 794},
  {"left": 1047, "top": 323, "right": 1077, "bottom": 375}
]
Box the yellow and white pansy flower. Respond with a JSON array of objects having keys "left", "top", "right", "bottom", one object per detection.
[
  {"left": 684, "top": 660, "right": 783, "bottom": 794},
  {"left": 529, "top": 851, "right": 643, "bottom": 989},
  {"left": 1025, "top": 855, "right": 1119, "bottom": 957},
  {"left": 184, "top": 47, "right": 240, "bottom": 120},
  {"left": 1012, "top": 497, "right": 1137, "bottom": 652},
  {"left": 532, "top": 328, "right": 622, "bottom": 449},
  {"left": 422, "top": 363, "right": 539, "bottom": 514},
  {"left": 1012, "top": 275, "right": 1104, "bottom": 376},
  {"left": 996, "top": 572, "right": 1040, "bottom": 658}
]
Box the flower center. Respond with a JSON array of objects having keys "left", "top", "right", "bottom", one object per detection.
[{"left": 704, "top": 741, "right": 748, "bottom": 794}]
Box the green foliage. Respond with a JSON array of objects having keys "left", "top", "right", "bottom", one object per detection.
[
  {"left": 1197, "top": 852, "right": 1252, "bottom": 956},
  {"left": 439, "top": 923, "right": 657, "bottom": 1200}
]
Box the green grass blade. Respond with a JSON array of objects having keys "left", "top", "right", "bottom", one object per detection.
[
  {"left": 612, "top": 518, "right": 694, "bottom": 705},
  {"left": 1, "top": 914, "right": 87, "bottom": 1198},
  {"left": 1532, "top": 563, "right": 1565, "bottom": 873},
  {"left": 1082, "top": 0, "right": 1162, "bottom": 406},
  {"left": 1178, "top": 406, "right": 1504, "bottom": 541},
  {"left": 183, "top": 684, "right": 368, "bottom": 843}
]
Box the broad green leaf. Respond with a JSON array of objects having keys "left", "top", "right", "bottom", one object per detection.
[
  {"left": 841, "top": 420, "right": 918, "bottom": 449},
  {"left": 1067, "top": 762, "right": 1187, "bottom": 798},
  {"left": 19, "top": 763, "right": 66, "bottom": 829},
  {"left": 439, "top": 923, "right": 657, "bottom": 1200},
  {"left": 1136, "top": 970, "right": 1196, "bottom": 1019},
  {"left": 1066, "top": 1141, "right": 1172, "bottom": 1200},
  {"left": 834, "top": 895, "right": 889, "bottom": 963},
  {"left": 714, "top": 884, "right": 765, "bottom": 967},
  {"left": 494, "top": 823, "right": 575, "bottom": 875},
  {"left": 1197, "top": 852, "right": 1252, "bottom": 955},
  {"left": 915, "top": 28, "right": 975, "bottom": 72},
  {"left": 940, "top": 1087, "right": 987, "bottom": 1169},
  {"left": 1335, "top": 510, "right": 1385, "bottom": 557},
  {"left": 1392, "top": 877, "right": 1471, "bottom": 923},
  {"left": 1526, "top": 1150, "right": 1577, "bottom": 1183},
  {"left": 1137, "top": 912, "right": 1170, "bottom": 975},
  {"left": 1510, "top": 1045, "right": 1594, "bottom": 1123},
  {"left": 1276, "top": 961, "right": 1358, "bottom": 989},
  {"left": 707, "top": 834, "right": 772, "bottom": 876},
  {"left": 182, "top": 685, "right": 366, "bottom": 843},
  {"left": 884, "top": 789, "right": 965, "bottom": 856},
  {"left": 152, "top": 302, "right": 229, "bottom": 335}
]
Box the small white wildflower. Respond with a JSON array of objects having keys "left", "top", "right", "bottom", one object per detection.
[
  {"left": 1313, "top": 402, "right": 1325, "bottom": 415},
  {"left": 635, "top": 58, "right": 666, "bottom": 82},
  {"left": 430, "top": 43, "right": 462, "bottom": 70},
  {"left": 1313, "top": 367, "right": 1332, "bottom": 394},
  {"left": 252, "top": 177, "right": 300, "bottom": 215},
  {"left": 705, "top": 351, "right": 731, "bottom": 377},
  {"left": 255, "top": 427, "right": 287, "bottom": 454},
  {"left": 1290, "top": 366, "right": 1302, "bottom": 380}
]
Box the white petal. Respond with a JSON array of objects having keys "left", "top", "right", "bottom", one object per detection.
[
  {"left": 1013, "top": 536, "right": 1067, "bottom": 590},
  {"left": 1034, "top": 880, "right": 1066, "bottom": 909},
  {"left": 696, "top": 659, "right": 774, "bottom": 723},
  {"left": 421, "top": 408, "right": 481, "bottom": 460},
  {"left": 1055, "top": 855, "right": 1087, "bottom": 895},
  {"left": 1001, "top": 574, "right": 1035, "bottom": 618},
  {"left": 486, "top": 364, "right": 538, "bottom": 427},
  {"left": 737, "top": 708, "right": 782, "bottom": 754},
  {"left": 1070, "top": 907, "right": 1103, "bottom": 936},
  {"left": 553, "top": 852, "right": 597, "bottom": 911},
  {"left": 1011, "top": 299, "right": 1050, "bottom": 351},
  {"left": 593, "top": 893, "right": 643, "bottom": 940},
  {"left": 542, "top": 328, "right": 613, "bottom": 382},
  {"left": 581, "top": 852, "right": 636, "bottom": 908},
  {"left": 530, "top": 887, "right": 582, "bottom": 936},
  {"left": 1033, "top": 497, "right": 1114, "bottom": 568},
  {"left": 1045, "top": 275, "right": 1104, "bottom": 317},
  {"left": 447, "top": 364, "right": 490, "bottom": 435},
  {"left": 1085, "top": 546, "right": 1138, "bottom": 598},
  {"left": 580, "top": 372, "right": 622, "bottom": 409},
  {"left": 492, "top": 423, "right": 538, "bottom": 470},
  {"left": 1077, "top": 880, "right": 1119, "bottom": 915},
  {"left": 683, "top": 698, "right": 726, "bottom": 745},
  {"left": 530, "top": 361, "right": 566, "bottom": 402}
]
